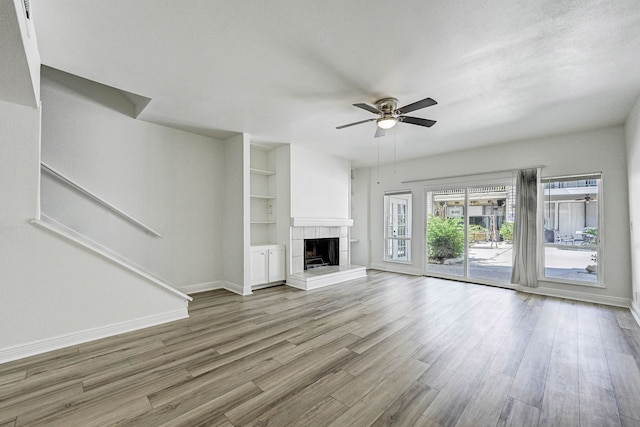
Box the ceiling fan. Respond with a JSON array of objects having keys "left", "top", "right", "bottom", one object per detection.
[
  {"left": 576, "top": 195, "right": 596, "bottom": 203},
  {"left": 336, "top": 97, "right": 437, "bottom": 138}
]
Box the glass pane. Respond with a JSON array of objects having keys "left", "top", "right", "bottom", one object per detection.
[
  {"left": 467, "top": 186, "right": 513, "bottom": 284},
  {"left": 543, "top": 201, "right": 556, "bottom": 235},
  {"left": 425, "top": 189, "right": 465, "bottom": 277},
  {"left": 385, "top": 193, "right": 412, "bottom": 262},
  {"left": 544, "top": 246, "right": 598, "bottom": 283},
  {"left": 387, "top": 238, "right": 411, "bottom": 261},
  {"left": 396, "top": 202, "right": 407, "bottom": 237},
  {"left": 543, "top": 177, "right": 599, "bottom": 284}
]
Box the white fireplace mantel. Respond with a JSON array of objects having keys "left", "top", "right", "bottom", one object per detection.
[{"left": 290, "top": 218, "right": 354, "bottom": 227}]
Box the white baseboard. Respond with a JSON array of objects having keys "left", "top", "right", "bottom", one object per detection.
[
  {"left": 182, "top": 281, "right": 224, "bottom": 295},
  {"left": 182, "top": 280, "right": 251, "bottom": 296},
  {"left": 222, "top": 281, "right": 252, "bottom": 296},
  {"left": 518, "top": 285, "right": 632, "bottom": 308},
  {"left": 631, "top": 300, "right": 640, "bottom": 327},
  {"left": 252, "top": 281, "right": 285, "bottom": 290},
  {"left": 369, "top": 262, "right": 422, "bottom": 276},
  {"left": 182, "top": 281, "right": 253, "bottom": 296},
  {"left": 0, "top": 308, "right": 188, "bottom": 365}
]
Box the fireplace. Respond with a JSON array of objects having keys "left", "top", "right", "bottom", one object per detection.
[
  {"left": 304, "top": 238, "right": 339, "bottom": 270},
  {"left": 288, "top": 224, "right": 366, "bottom": 289}
]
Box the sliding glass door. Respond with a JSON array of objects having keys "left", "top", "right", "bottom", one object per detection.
[
  {"left": 425, "top": 189, "right": 466, "bottom": 277},
  {"left": 467, "top": 187, "right": 513, "bottom": 283},
  {"left": 425, "top": 183, "right": 515, "bottom": 286}
]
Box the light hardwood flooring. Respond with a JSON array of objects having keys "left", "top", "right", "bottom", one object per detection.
[{"left": 1, "top": 270, "right": 640, "bottom": 426}]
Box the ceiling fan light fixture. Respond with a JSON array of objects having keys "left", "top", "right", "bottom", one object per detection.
[
  {"left": 377, "top": 116, "right": 397, "bottom": 129},
  {"left": 336, "top": 96, "right": 436, "bottom": 134}
]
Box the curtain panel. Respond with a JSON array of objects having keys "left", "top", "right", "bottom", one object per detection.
[{"left": 511, "top": 168, "right": 538, "bottom": 287}]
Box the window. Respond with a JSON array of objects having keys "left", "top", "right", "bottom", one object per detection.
[
  {"left": 542, "top": 173, "right": 601, "bottom": 286},
  {"left": 384, "top": 192, "right": 412, "bottom": 262}
]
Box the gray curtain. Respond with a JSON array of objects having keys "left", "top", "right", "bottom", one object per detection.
[{"left": 511, "top": 168, "right": 538, "bottom": 287}]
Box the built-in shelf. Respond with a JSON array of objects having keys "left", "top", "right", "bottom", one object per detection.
[
  {"left": 250, "top": 144, "right": 277, "bottom": 246},
  {"left": 250, "top": 168, "right": 275, "bottom": 176}
]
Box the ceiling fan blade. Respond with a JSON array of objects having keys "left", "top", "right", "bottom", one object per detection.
[
  {"left": 336, "top": 118, "right": 376, "bottom": 129},
  {"left": 400, "top": 116, "right": 437, "bottom": 127},
  {"left": 353, "top": 103, "right": 382, "bottom": 114},
  {"left": 396, "top": 97, "right": 437, "bottom": 114},
  {"left": 374, "top": 127, "right": 386, "bottom": 138}
]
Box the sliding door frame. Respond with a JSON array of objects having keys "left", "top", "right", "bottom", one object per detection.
[{"left": 422, "top": 177, "right": 517, "bottom": 290}]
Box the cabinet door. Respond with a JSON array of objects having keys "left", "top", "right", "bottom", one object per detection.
[
  {"left": 250, "top": 248, "right": 268, "bottom": 286},
  {"left": 268, "top": 246, "right": 285, "bottom": 282}
]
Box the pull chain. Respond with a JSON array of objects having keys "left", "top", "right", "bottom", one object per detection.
[
  {"left": 394, "top": 127, "right": 397, "bottom": 174},
  {"left": 377, "top": 139, "right": 380, "bottom": 184}
]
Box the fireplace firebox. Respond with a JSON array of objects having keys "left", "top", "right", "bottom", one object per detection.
[{"left": 304, "top": 238, "right": 339, "bottom": 270}]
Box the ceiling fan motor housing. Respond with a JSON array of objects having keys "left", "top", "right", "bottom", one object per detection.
[{"left": 375, "top": 98, "right": 398, "bottom": 114}]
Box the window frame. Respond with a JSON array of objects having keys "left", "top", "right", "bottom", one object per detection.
[
  {"left": 539, "top": 173, "right": 603, "bottom": 287},
  {"left": 384, "top": 191, "right": 413, "bottom": 263}
]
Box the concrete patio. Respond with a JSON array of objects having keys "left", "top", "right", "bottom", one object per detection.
[{"left": 426, "top": 242, "right": 598, "bottom": 285}]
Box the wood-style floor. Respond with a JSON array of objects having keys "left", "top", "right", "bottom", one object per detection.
[{"left": 1, "top": 271, "right": 640, "bottom": 426}]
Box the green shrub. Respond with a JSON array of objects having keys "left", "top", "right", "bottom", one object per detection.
[
  {"left": 427, "top": 215, "right": 464, "bottom": 262},
  {"left": 499, "top": 221, "right": 514, "bottom": 242},
  {"left": 583, "top": 227, "right": 598, "bottom": 244}
]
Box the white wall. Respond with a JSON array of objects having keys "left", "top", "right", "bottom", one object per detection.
[
  {"left": 0, "top": 100, "right": 41, "bottom": 230},
  {"left": 223, "top": 134, "right": 250, "bottom": 294},
  {"left": 626, "top": 96, "right": 640, "bottom": 317},
  {"left": 0, "top": 6, "right": 192, "bottom": 363},
  {"left": 350, "top": 167, "right": 370, "bottom": 266},
  {"left": 0, "top": 0, "right": 40, "bottom": 108},
  {"left": 0, "top": 96, "right": 189, "bottom": 362},
  {"left": 290, "top": 145, "right": 350, "bottom": 219},
  {"left": 39, "top": 67, "right": 225, "bottom": 289},
  {"left": 275, "top": 144, "right": 292, "bottom": 270},
  {"left": 355, "top": 125, "right": 632, "bottom": 303}
]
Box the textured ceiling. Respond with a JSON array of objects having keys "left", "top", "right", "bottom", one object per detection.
[{"left": 30, "top": 0, "right": 640, "bottom": 167}]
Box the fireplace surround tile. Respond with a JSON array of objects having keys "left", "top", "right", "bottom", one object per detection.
[
  {"left": 303, "top": 227, "right": 317, "bottom": 239},
  {"left": 339, "top": 251, "right": 348, "bottom": 266},
  {"left": 292, "top": 227, "right": 303, "bottom": 240},
  {"left": 292, "top": 239, "right": 303, "bottom": 257},
  {"left": 319, "top": 227, "right": 341, "bottom": 238},
  {"left": 292, "top": 255, "right": 304, "bottom": 274},
  {"left": 340, "top": 237, "right": 348, "bottom": 250}
]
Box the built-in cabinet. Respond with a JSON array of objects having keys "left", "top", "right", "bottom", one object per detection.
[{"left": 250, "top": 244, "right": 285, "bottom": 286}]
